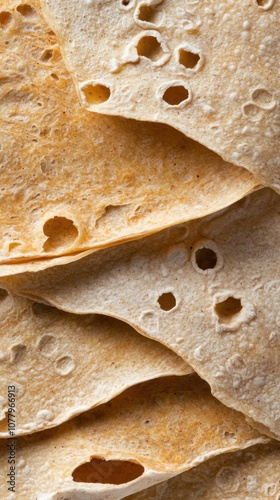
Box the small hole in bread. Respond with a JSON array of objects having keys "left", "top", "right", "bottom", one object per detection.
[
  {"left": 0, "top": 289, "right": 8, "bottom": 302},
  {"left": 195, "top": 247, "right": 217, "bottom": 270},
  {"left": 136, "top": 35, "right": 163, "bottom": 61},
  {"left": 72, "top": 458, "right": 144, "bottom": 484},
  {"left": 82, "top": 84, "right": 111, "bottom": 105},
  {"left": 138, "top": 4, "right": 157, "bottom": 23},
  {"left": 215, "top": 297, "right": 242, "bottom": 324},
  {"left": 43, "top": 216, "right": 78, "bottom": 252},
  {"left": 40, "top": 49, "right": 53, "bottom": 62},
  {"left": 179, "top": 49, "right": 200, "bottom": 69},
  {"left": 16, "top": 4, "right": 36, "bottom": 16},
  {"left": 121, "top": 0, "right": 130, "bottom": 5},
  {"left": 162, "top": 85, "right": 189, "bottom": 106},
  {"left": 158, "top": 292, "right": 176, "bottom": 311},
  {"left": 0, "top": 11, "right": 12, "bottom": 27}
]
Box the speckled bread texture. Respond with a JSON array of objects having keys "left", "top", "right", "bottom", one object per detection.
[
  {"left": 0, "top": 291, "right": 192, "bottom": 437},
  {"left": 5, "top": 188, "right": 280, "bottom": 438},
  {"left": 0, "top": 0, "right": 257, "bottom": 268},
  {"left": 125, "top": 441, "right": 280, "bottom": 500},
  {"left": 40, "top": 0, "right": 280, "bottom": 190},
  {"left": 0, "top": 375, "right": 268, "bottom": 499}
]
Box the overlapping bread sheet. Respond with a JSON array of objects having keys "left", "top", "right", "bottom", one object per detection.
[
  {"left": 0, "top": 375, "right": 268, "bottom": 499},
  {"left": 0, "top": 0, "right": 257, "bottom": 269},
  {"left": 125, "top": 441, "right": 280, "bottom": 500},
  {"left": 39, "top": 0, "right": 280, "bottom": 189},
  {"left": 4, "top": 188, "right": 280, "bottom": 439},
  {"left": 0, "top": 290, "right": 192, "bottom": 437}
]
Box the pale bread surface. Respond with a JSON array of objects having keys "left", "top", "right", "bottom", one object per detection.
[{"left": 0, "top": 290, "right": 192, "bottom": 437}]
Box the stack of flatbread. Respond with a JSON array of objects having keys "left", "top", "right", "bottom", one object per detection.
[{"left": 0, "top": 0, "right": 279, "bottom": 498}]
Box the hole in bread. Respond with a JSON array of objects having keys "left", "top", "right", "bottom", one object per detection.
[
  {"left": 195, "top": 247, "right": 217, "bottom": 270},
  {"left": 158, "top": 292, "right": 176, "bottom": 311},
  {"left": 82, "top": 84, "right": 111, "bottom": 105},
  {"left": 256, "top": 0, "right": 274, "bottom": 7},
  {"left": 162, "top": 85, "right": 189, "bottom": 106},
  {"left": 215, "top": 297, "right": 242, "bottom": 324},
  {"left": 72, "top": 458, "right": 144, "bottom": 484},
  {"left": 16, "top": 4, "right": 36, "bottom": 16},
  {"left": 0, "top": 289, "right": 9, "bottom": 302},
  {"left": 10, "top": 344, "right": 27, "bottom": 364},
  {"left": 8, "top": 242, "right": 21, "bottom": 252},
  {"left": 0, "top": 11, "right": 12, "bottom": 26},
  {"left": 121, "top": 0, "right": 130, "bottom": 5},
  {"left": 50, "top": 73, "right": 59, "bottom": 81},
  {"left": 40, "top": 49, "right": 53, "bottom": 62},
  {"left": 179, "top": 49, "right": 200, "bottom": 69},
  {"left": 136, "top": 36, "right": 163, "bottom": 61},
  {"left": 137, "top": 4, "right": 158, "bottom": 23},
  {"left": 43, "top": 216, "right": 78, "bottom": 252}
]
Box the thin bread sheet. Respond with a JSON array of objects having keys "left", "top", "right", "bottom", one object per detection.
[
  {"left": 0, "top": 375, "right": 267, "bottom": 499},
  {"left": 0, "top": 0, "right": 257, "bottom": 267},
  {"left": 39, "top": 0, "right": 280, "bottom": 189},
  {"left": 0, "top": 290, "right": 191, "bottom": 437},
  {"left": 125, "top": 441, "right": 280, "bottom": 500},
  {"left": 5, "top": 188, "right": 280, "bottom": 438}
]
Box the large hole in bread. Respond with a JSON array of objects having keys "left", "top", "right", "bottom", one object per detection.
[
  {"left": 43, "top": 216, "right": 78, "bottom": 252},
  {"left": 136, "top": 36, "right": 163, "bottom": 61},
  {"left": 158, "top": 292, "right": 176, "bottom": 311},
  {"left": 82, "top": 84, "right": 111, "bottom": 105},
  {"left": 72, "top": 458, "right": 144, "bottom": 484},
  {"left": 179, "top": 49, "right": 200, "bottom": 69},
  {"left": 195, "top": 247, "right": 217, "bottom": 270},
  {"left": 215, "top": 297, "right": 242, "bottom": 324},
  {"left": 0, "top": 11, "right": 12, "bottom": 27},
  {"left": 162, "top": 86, "right": 189, "bottom": 106}
]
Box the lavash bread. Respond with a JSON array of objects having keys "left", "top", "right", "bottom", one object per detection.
[
  {"left": 5, "top": 188, "right": 280, "bottom": 439},
  {"left": 40, "top": 0, "right": 280, "bottom": 190},
  {"left": 0, "top": 375, "right": 268, "bottom": 499}
]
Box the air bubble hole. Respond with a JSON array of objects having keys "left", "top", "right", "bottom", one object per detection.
[
  {"left": 136, "top": 36, "right": 163, "bottom": 61},
  {"left": 72, "top": 458, "right": 144, "bottom": 484},
  {"left": 16, "top": 4, "right": 36, "bottom": 16},
  {"left": 215, "top": 297, "right": 242, "bottom": 324},
  {"left": 179, "top": 49, "right": 200, "bottom": 69},
  {"left": 195, "top": 247, "right": 217, "bottom": 270},
  {"left": 82, "top": 84, "right": 111, "bottom": 105},
  {"left": 138, "top": 4, "right": 158, "bottom": 23},
  {"left": 43, "top": 216, "right": 78, "bottom": 252},
  {"left": 40, "top": 49, "right": 53, "bottom": 62},
  {"left": 162, "top": 85, "right": 189, "bottom": 106},
  {"left": 0, "top": 289, "right": 8, "bottom": 301},
  {"left": 0, "top": 11, "right": 13, "bottom": 27},
  {"left": 158, "top": 292, "right": 176, "bottom": 311}
]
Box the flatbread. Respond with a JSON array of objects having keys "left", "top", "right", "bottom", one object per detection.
[
  {"left": 0, "top": 289, "right": 191, "bottom": 437},
  {"left": 39, "top": 0, "right": 280, "bottom": 190},
  {"left": 0, "top": 375, "right": 267, "bottom": 499},
  {"left": 5, "top": 188, "right": 280, "bottom": 438},
  {"left": 125, "top": 441, "right": 280, "bottom": 500},
  {"left": 0, "top": 0, "right": 257, "bottom": 267}
]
